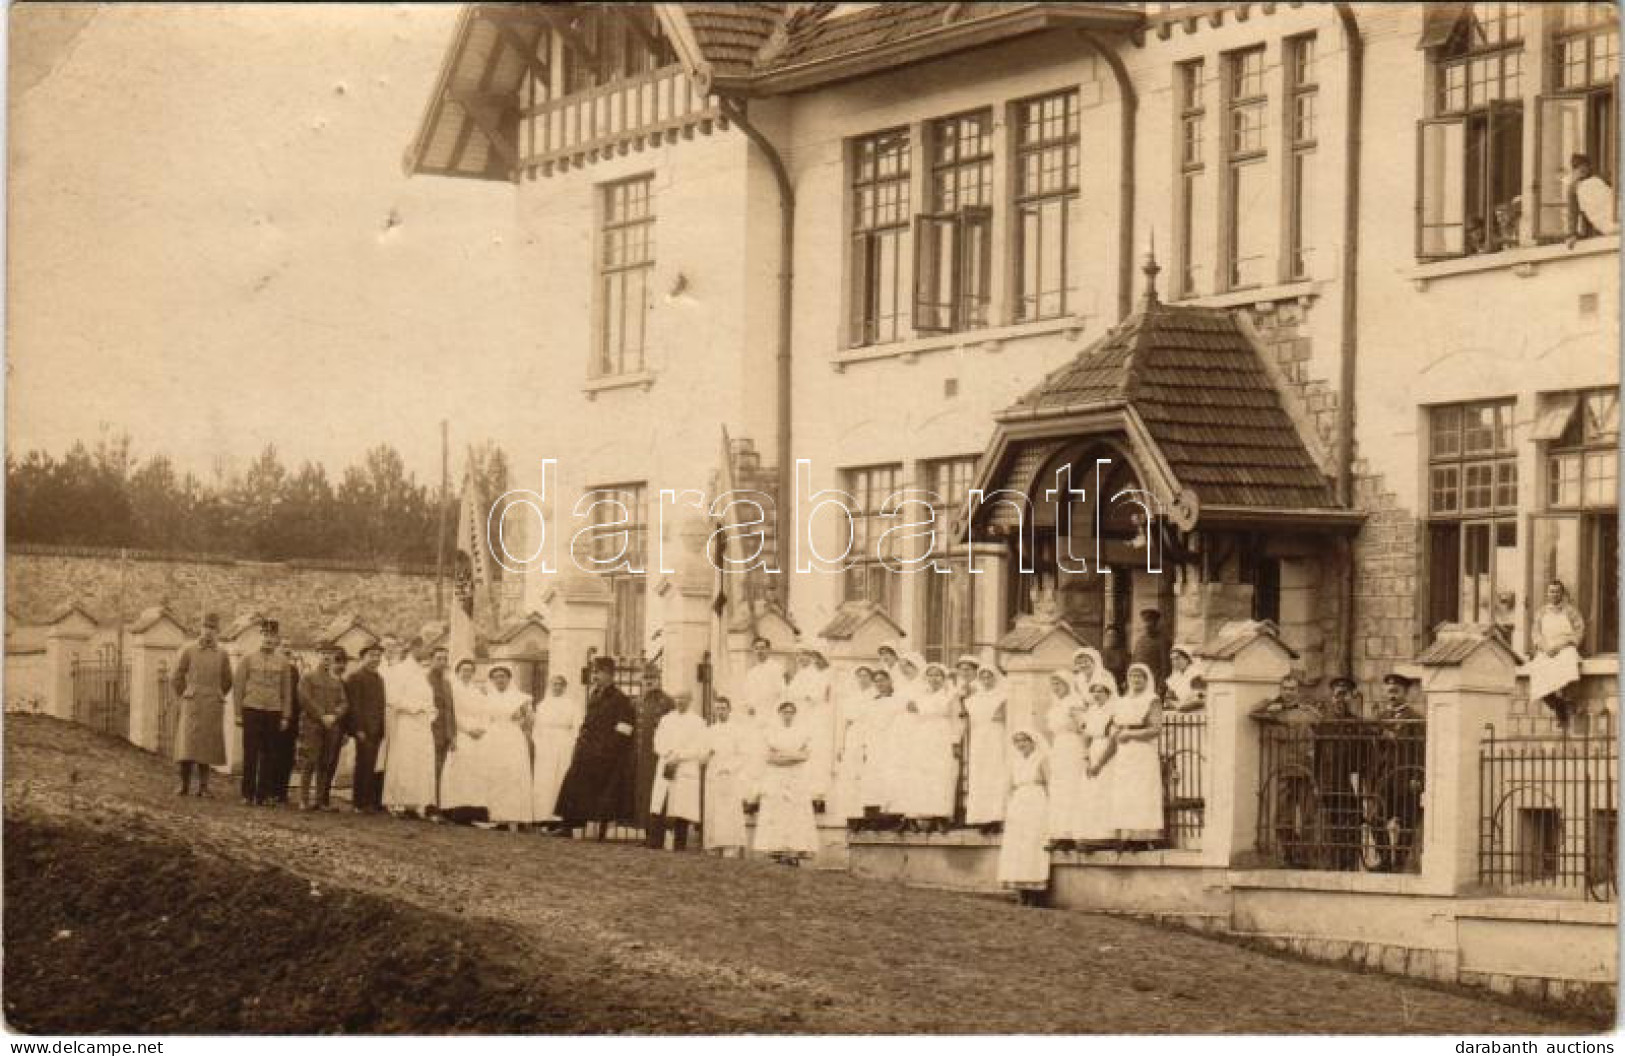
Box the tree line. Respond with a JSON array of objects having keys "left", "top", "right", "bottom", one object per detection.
[{"left": 6, "top": 434, "right": 509, "bottom": 568}]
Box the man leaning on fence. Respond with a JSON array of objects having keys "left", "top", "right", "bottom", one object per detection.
[
  {"left": 234, "top": 618, "right": 294, "bottom": 806},
  {"left": 171, "top": 613, "right": 234, "bottom": 798},
  {"left": 1250, "top": 671, "right": 1321, "bottom": 868}
]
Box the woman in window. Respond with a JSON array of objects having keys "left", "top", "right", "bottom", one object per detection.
[
  {"left": 530, "top": 675, "right": 584, "bottom": 829},
  {"left": 1110, "top": 663, "right": 1166, "bottom": 849},
  {"left": 1526, "top": 579, "right": 1588, "bottom": 727},
  {"left": 1042, "top": 672, "right": 1084, "bottom": 852},
  {"left": 754, "top": 699, "right": 819, "bottom": 866},
  {"left": 962, "top": 659, "right": 1009, "bottom": 836},
  {"left": 997, "top": 728, "right": 1050, "bottom": 906},
  {"left": 1073, "top": 681, "right": 1120, "bottom": 849}
]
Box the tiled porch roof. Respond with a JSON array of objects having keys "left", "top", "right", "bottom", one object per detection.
[{"left": 1005, "top": 299, "right": 1338, "bottom": 512}]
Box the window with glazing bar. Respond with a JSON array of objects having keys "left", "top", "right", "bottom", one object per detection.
[
  {"left": 597, "top": 176, "right": 654, "bottom": 376},
  {"left": 1535, "top": 388, "right": 1619, "bottom": 654},
  {"left": 1224, "top": 46, "right": 1269, "bottom": 289},
  {"left": 1535, "top": 3, "right": 1619, "bottom": 240},
  {"left": 1425, "top": 400, "right": 1519, "bottom": 638},
  {"left": 1285, "top": 34, "right": 1318, "bottom": 280},
  {"left": 842, "top": 464, "right": 903, "bottom": 614},
  {"left": 850, "top": 128, "right": 911, "bottom": 346},
  {"left": 1176, "top": 59, "right": 1208, "bottom": 297},
  {"left": 1014, "top": 90, "right": 1080, "bottom": 321},
  {"left": 915, "top": 111, "right": 994, "bottom": 334}
]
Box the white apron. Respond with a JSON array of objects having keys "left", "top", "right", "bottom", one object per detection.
[
  {"left": 649, "top": 709, "right": 706, "bottom": 822},
  {"left": 530, "top": 690, "right": 584, "bottom": 821},
  {"left": 963, "top": 687, "right": 1008, "bottom": 824},
  {"left": 381, "top": 664, "right": 438, "bottom": 811}
]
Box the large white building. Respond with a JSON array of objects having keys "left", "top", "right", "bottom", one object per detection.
[{"left": 405, "top": 2, "right": 1618, "bottom": 716}]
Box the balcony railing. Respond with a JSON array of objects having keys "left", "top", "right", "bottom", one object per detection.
[{"left": 523, "top": 65, "right": 725, "bottom": 176}]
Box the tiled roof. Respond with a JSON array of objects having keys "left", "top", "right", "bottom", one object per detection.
[
  {"left": 996, "top": 618, "right": 1083, "bottom": 654},
  {"left": 1414, "top": 623, "right": 1523, "bottom": 666},
  {"left": 1198, "top": 620, "right": 1297, "bottom": 662},
  {"left": 1007, "top": 298, "right": 1338, "bottom": 511},
  {"left": 816, "top": 600, "right": 903, "bottom": 641},
  {"left": 759, "top": 2, "right": 954, "bottom": 71},
  {"left": 683, "top": 2, "right": 790, "bottom": 77}
]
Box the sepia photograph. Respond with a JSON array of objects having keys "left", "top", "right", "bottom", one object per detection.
[{"left": 2, "top": 0, "right": 1621, "bottom": 1040}]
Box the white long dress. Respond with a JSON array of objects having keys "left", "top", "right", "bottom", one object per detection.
[
  {"left": 530, "top": 689, "right": 584, "bottom": 821},
  {"left": 1044, "top": 699, "right": 1083, "bottom": 840},
  {"left": 649, "top": 709, "right": 707, "bottom": 822},
  {"left": 998, "top": 747, "right": 1051, "bottom": 888},
  {"left": 743, "top": 659, "right": 789, "bottom": 724},
  {"left": 439, "top": 679, "right": 489, "bottom": 811},
  {"left": 377, "top": 658, "right": 418, "bottom": 773},
  {"left": 1110, "top": 689, "right": 1165, "bottom": 836},
  {"left": 860, "top": 692, "right": 901, "bottom": 812},
  {"left": 963, "top": 686, "right": 1008, "bottom": 825},
  {"left": 789, "top": 666, "right": 835, "bottom": 802},
  {"left": 381, "top": 664, "right": 438, "bottom": 811},
  {"left": 481, "top": 687, "right": 537, "bottom": 824},
  {"left": 896, "top": 684, "right": 958, "bottom": 818},
  {"left": 702, "top": 718, "right": 752, "bottom": 850},
  {"left": 880, "top": 680, "right": 921, "bottom": 813},
  {"left": 831, "top": 683, "right": 875, "bottom": 820},
  {"left": 1072, "top": 702, "right": 1117, "bottom": 842},
  {"left": 753, "top": 720, "right": 819, "bottom": 857}
]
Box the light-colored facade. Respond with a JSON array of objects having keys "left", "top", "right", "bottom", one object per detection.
[{"left": 407, "top": 2, "right": 1618, "bottom": 716}]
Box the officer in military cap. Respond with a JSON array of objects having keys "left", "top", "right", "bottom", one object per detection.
[
  {"left": 1321, "top": 675, "right": 1363, "bottom": 721},
  {"left": 1251, "top": 672, "right": 1322, "bottom": 866},
  {"left": 233, "top": 617, "right": 294, "bottom": 806},
  {"left": 1373, "top": 672, "right": 1425, "bottom": 872},
  {"left": 298, "top": 644, "right": 352, "bottom": 810}
]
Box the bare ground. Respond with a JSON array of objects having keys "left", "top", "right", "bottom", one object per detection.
[{"left": 2, "top": 715, "right": 1609, "bottom": 1034}]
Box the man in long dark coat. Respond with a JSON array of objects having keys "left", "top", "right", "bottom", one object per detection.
[
  {"left": 426, "top": 645, "right": 455, "bottom": 813},
  {"left": 555, "top": 655, "right": 637, "bottom": 839},
  {"left": 345, "top": 643, "right": 388, "bottom": 813}
]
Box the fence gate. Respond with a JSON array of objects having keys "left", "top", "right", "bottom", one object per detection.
[
  {"left": 1161, "top": 707, "right": 1208, "bottom": 849},
  {"left": 71, "top": 645, "right": 131, "bottom": 740},
  {"left": 1479, "top": 720, "right": 1618, "bottom": 902}
]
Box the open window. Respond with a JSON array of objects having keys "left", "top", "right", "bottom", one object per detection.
[
  {"left": 914, "top": 207, "right": 992, "bottom": 333},
  {"left": 1416, "top": 102, "right": 1523, "bottom": 259}
]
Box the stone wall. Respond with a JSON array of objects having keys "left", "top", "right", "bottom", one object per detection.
[{"left": 5, "top": 546, "right": 442, "bottom": 643}]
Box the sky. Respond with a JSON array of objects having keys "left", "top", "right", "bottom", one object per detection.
[{"left": 6, "top": 4, "right": 527, "bottom": 483}]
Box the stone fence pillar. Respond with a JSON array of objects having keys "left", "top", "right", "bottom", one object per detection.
[
  {"left": 43, "top": 606, "right": 98, "bottom": 721},
  {"left": 1195, "top": 620, "right": 1294, "bottom": 866},
  {"left": 126, "top": 607, "right": 191, "bottom": 752},
  {"left": 1415, "top": 624, "right": 1519, "bottom": 893}
]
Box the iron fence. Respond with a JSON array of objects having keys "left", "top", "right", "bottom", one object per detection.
[
  {"left": 1256, "top": 717, "right": 1426, "bottom": 873},
  {"left": 71, "top": 650, "right": 130, "bottom": 739},
  {"left": 155, "top": 661, "right": 180, "bottom": 759},
  {"left": 607, "top": 655, "right": 659, "bottom": 842},
  {"left": 1161, "top": 707, "right": 1207, "bottom": 848},
  {"left": 1479, "top": 719, "right": 1617, "bottom": 902}
]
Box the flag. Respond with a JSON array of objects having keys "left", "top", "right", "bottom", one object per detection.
[
  {"left": 450, "top": 474, "right": 491, "bottom": 664},
  {"left": 708, "top": 427, "right": 737, "bottom": 710}
]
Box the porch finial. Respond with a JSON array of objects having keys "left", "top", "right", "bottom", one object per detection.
[{"left": 1142, "top": 229, "right": 1161, "bottom": 308}]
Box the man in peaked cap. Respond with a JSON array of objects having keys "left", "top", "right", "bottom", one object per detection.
[
  {"left": 233, "top": 617, "right": 294, "bottom": 806},
  {"left": 170, "top": 613, "right": 233, "bottom": 797},
  {"left": 299, "top": 644, "right": 351, "bottom": 811}
]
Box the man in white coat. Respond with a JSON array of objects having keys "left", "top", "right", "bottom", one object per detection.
[
  {"left": 646, "top": 690, "right": 707, "bottom": 850},
  {"left": 742, "top": 636, "right": 788, "bottom": 724}
]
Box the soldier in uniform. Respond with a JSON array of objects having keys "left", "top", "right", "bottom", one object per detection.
[
  {"left": 297, "top": 645, "right": 351, "bottom": 810},
  {"left": 426, "top": 645, "right": 455, "bottom": 813},
  {"left": 1321, "top": 675, "right": 1363, "bottom": 720},
  {"left": 233, "top": 617, "right": 294, "bottom": 806},
  {"left": 170, "top": 613, "right": 234, "bottom": 797},
  {"left": 1314, "top": 675, "right": 1364, "bottom": 869},
  {"left": 1250, "top": 672, "right": 1322, "bottom": 867},
  {"left": 1374, "top": 673, "right": 1425, "bottom": 872}
]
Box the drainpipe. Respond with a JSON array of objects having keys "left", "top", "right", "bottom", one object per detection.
[
  {"left": 1333, "top": 3, "right": 1363, "bottom": 681},
  {"left": 717, "top": 96, "right": 795, "bottom": 595},
  {"left": 1079, "top": 30, "right": 1138, "bottom": 322}
]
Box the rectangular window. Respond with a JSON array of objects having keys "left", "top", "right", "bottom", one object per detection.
[
  {"left": 1286, "top": 34, "right": 1318, "bottom": 280},
  {"left": 1225, "top": 47, "right": 1271, "bottom": 288},
  {"left": 1426, "top": 400, "right": 1519, "bottom": 636},
  {"left": 597, "top": 176, "right": 654, "bottom": 376},
  {"left": 1176, "top": 60, "right": 1208, "bottom": 297},
  {"left": 1535, "top": 5, "right": 1619, "bottom": 239},
  {"left": 1536, "top": 387, "right": 1620, "bottom": 653},
  {"left": 920, "top": 456, "right": 980, "bottom": 663},
  {"left": 1418, "top": 3, "right": 1526, "bottom": 258},
  {"left": 915, "top": 111, "right": 994, "bottom": 333},
  {"left": 843, "top": 464, "right": 903, "bottom": 615},
  {"left": 1014, "top": 90, "right": 1080, "bottom": 321},
  {"left": 585, "top": 482, "right": 648, "bottom": 657},
  {"left": 850, "top": 129, "right": 912, "bottom": 346}
]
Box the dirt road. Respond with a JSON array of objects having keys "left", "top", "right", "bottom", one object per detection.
[{"left": 3, "top": 715, "right": 1606, "bottom": 1033}]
